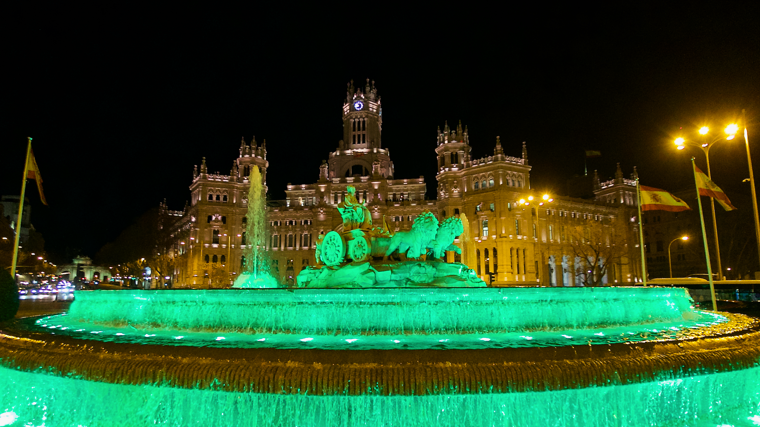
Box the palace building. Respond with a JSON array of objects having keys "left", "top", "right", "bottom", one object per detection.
[{"left": 159, "top": 80, "right": 641, "bottom": 287}]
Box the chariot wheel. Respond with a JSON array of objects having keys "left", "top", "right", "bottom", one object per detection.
[
  {"left": 348, "top": 235, "right": 371, "bottom": 262},
  {"left": 320, "top": 231, "right": 346, "bottom": 266}
]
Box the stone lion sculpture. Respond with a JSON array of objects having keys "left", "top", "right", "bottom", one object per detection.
[
  {"left": 385, "top": 211, "right": 439, "bottom": 260},
  {"left": 427, "top": 217, "right": 464, "bottom": 259}
]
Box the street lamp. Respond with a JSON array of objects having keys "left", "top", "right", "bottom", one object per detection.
[
  {"left": 668, "top": 235, "right": 689, "bottom": 278},
  {"left": 675, "top": 124, "right": 738, "bottom": 279},
  {"left": 517, "top": 193, "right": 555, "bottom": 286}
]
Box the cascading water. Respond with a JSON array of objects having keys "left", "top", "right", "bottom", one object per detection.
[{"left": 233, "top": 165, "right": 278, "bottom": 288}]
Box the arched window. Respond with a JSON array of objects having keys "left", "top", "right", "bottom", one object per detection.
[
  {"left": 208, "top": 193, "right": 213, "bottom": 201},
  {"left": 482, "top": 180, "right": 487, "bottom": 189},
  {"left": 241, "top": 232, "right": 247, "bottom": 246},
  {"left": 223, "top": 195, "right": 228, "bottom": 202},
  {"left": 213, "top": 229, "right": 220, "bottom": 244},
  {"left": 240, "top": 256, "right": 246, "bottom": 269},
  {"left": 474, "top": 181, "right": 479, "bottom": 190},
  {"left": 288, "top": 234, "right": 294, "bottom": 247},
  {"left": 442, "top": 209, "right": 446, "bottom": 218},
  {"left": 242, "top": 217, "right": 247, "bottom": 224},
  {"left": 515, "top": 219, "right": 520, "bottom": 235},
  {"left": 484, "top": 249, "right": 490, "bottom": 274},
  {"left": 207, "top": 215, "right": 212, "bottom": 223},
  {"left": 212, "top": 255, "right": 218, "bottom": 263},
  {"left": 489, "top": 178, "right": 494, "bottom": 187},
  {"left": 493, "top": 249, "right": 498, "bottom": 273},
  {"left": 222, "top": 216, "right": 227, "bottom": 224},
  {"left": 482, "top": 219, "right": 488, "bottom": 237},
  {"left": 204, "top": 254, "right": 209, "bottom": 263},
  {"left": 220, "top": 255, "right": 226, "bottom": 264},
  {"left": 215, "top": 194, "right": 220, "bottom": 201},
  {"left": 454, "top": 208, "right": 460, "bottom": 215},
  {"left": 476, "top": 249, "right": 481, "bottom": 275}
]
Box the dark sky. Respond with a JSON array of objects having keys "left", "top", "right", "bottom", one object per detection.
[{"left": 3, "top": 5, "right": 759, "bottom": 261}]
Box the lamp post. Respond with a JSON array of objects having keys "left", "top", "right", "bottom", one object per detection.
[
  {"left": 675, "top": 124, "right": 738, "bottom": 280},
  {"left": 740, "top": 110, "right": 760, "bottom": 280},
  {"left": 517, "top": 193, "right": 554, "bottom": 286},
  {"left": 668, "top": 235, "right": 689, "bottom": 278}
]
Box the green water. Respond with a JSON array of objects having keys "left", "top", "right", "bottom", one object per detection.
[
  {"left": 1, "top": 365, "right": 758, "bottom": 426},
  {"left": 234, "top": 165, "right": 278, "bottom": 288},
  {"left": 33, "top": 309, "right": 727, "bottom": 349},
  {"left": 66, "top": 287, "right": 697, "bottom": 336}
]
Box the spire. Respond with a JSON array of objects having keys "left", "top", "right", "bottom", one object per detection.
[
  {"left": 495, "top": 136, "right": 504, "bottom": 156},
  {"left": 193, "top": 164, "right": 198, "bottom": 179},
  {"left": 631, "top": 166, "right": 639, "bottom": 180},
  {"left": 615, "top": 162, "right": 624, "bottom": 181},
  {"left": 593, "top": 170, "right": 601, "bottom": 191},
  {"left": 522, "top": 141, "right": 528, "bottom": 165},
  {"left": 251, "top": 135, "right": 257, "bottom": 149},
  {"left": 464, "top": 125, "right": 469, "bottom": 145},
  {"left": 200, "top": 157, "right": 207, "bottom": 176},
  {"left": 457, "top": 120, "right": 463, "bottom": 139},
  {"left": 231, "top": 160, "right": 238, "bottom": 181}
]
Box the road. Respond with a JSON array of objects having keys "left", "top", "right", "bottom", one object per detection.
[{"left": 16, "top": 294, "right": 74, "bottom": 318}]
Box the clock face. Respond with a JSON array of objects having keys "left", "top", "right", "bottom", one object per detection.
[{"left": 354, "top": 101, "right": 364, "bottom": 111}]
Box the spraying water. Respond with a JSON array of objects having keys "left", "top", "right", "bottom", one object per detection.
[{"left": 233, "top": 166, "right": 278, "bottom": 288}]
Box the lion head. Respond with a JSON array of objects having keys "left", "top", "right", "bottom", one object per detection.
[
  {"left": 411, "top": 211, "right": 439, "bottom": 244},
  {"left": 436, "top": 216, "right": 464, "bottom": 242}
]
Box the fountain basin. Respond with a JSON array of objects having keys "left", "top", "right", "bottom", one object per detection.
[
  {"left": 1, "top": 286, "right": 759, "bottom": 425},
  {"left": 65, "top": 287, "right": 697, "bottom": 335}
]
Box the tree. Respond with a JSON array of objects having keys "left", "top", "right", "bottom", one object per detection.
[
  {"left": 0, "top": 269, "right": 19, "bottom": 322},
  {"left": 568, "top": 216, "right": 632, "bottom": 286},
  {"left": 146, "top": 254, "right": 176, "bottom": 288},
  {"left": 208, "top": 264, "right": 229, "bottom": 288}
]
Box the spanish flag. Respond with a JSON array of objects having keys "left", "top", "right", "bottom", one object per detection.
[
  {"left": 639, "top": 186, "right": 691, "bottom": 212},
  {"left": 694, "top": 166, "right": 736, "bottom": 211},
  {"left": 26, "top": 148, "right": 48, "bottom": 205}
]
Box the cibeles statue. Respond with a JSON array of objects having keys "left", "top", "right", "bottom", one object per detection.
[
  {"left": 337, "top": 186, "right": 372, "bottom": 231},
  {"left": 304, "top": 200, "right": 485, "bottom": 288}
]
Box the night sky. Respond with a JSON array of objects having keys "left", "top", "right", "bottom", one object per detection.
[{"left": 3, "top": 5, "right": 759, "bottom": 262}]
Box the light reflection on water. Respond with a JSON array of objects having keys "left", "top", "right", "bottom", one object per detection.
[{"left": 29, "top": 309, "right": 727, "bottom": 350}]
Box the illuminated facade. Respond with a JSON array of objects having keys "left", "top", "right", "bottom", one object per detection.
[{"left": 160, "top": 80, "right": 640, "bottom": 287}]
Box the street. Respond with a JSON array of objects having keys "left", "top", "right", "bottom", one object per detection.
[{"left": 16, "top": 294, "right": 74, "bottom": 318}]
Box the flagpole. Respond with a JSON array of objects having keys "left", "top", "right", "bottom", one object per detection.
[
  {"left": 635, "top": 179, "right": 647, "bottom": 287},
  {"left": 10, "top": 138, "right": 33, "bottom": 284},
  {"left": 742, "top": 109, "right": 760, "bottom": 283},
  {"left": 691, "top": 157, "right": 717, "bottom": 311}
]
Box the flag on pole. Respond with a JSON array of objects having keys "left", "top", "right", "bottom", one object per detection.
[
  {"left": 584, "top": 150, "right": 601, "bottom": 158},
  {"left": 694, "top": 166, "right": 736, "bottom": 211},
  {"left": 639, "top": 186, "right": 691, "bottom": 212},
  {"left": 26, "top": 149, "right": 48, "bottom": 205}
]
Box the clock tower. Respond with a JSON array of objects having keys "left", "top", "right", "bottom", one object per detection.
[{"left": 342, "top": 79, "right": 382, "bottom": 149}]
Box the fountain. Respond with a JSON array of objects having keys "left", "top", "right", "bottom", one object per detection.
[
  {"left": 1, "top": 192, "right": 759, "bottom": 426},
  {"left": 233, "top": 165, "right": 278, "bottom": 288}
]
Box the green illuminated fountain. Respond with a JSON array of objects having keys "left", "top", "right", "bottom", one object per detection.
[
  {"left": 1, "top": 190, "right": 759, "bottom": 426},
  {"left": 233, "top": 165, "right": 278, "bottom": 288}
]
